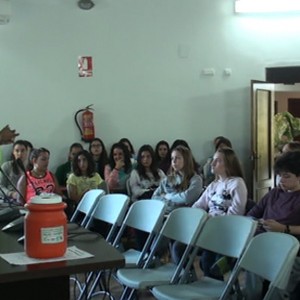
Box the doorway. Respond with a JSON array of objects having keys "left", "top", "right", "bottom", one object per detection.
[{"left": 250, "top": 67, "right": 300, "bottom": 202}]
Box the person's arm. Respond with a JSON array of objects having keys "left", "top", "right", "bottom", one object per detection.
[
  {"left": 0, "top": 125, "right": 19, "bottom": 145},
  {"left": 16, "top": 175, "right": 26, "bottom": 205},
  {"left": 51, "top": 173, "right": 64, "bottom": 197},
  {"left": 262, "top": 219, "right": 300, "bottom": 235},
  {"left": 246, "top": 191, "right": 271, "bottom": 218},
  {"left": 129, "top": 170, "right": 147, "bottom": 200},
  {"left": 165, "top": 175, "right": 203, "bottom": 206},
  {"left": 104, "top": 164, "right": 119, "bottom": 190},
  {"left": 227, "top": 178, "right": 248, "bottom": 215},
  {"left": 192, "top": 185, "right": 209, "bottom": 210}
]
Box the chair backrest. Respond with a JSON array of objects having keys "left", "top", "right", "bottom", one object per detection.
[
  {"left": 112, "top": 199, "right": 166, "bottom": 266},
  {"left": 145, "top": 207, "right": 208, "bottom": 282},
  {"left": 195, "top": 215, "right": 257, "bottom": 258},
  {"left": 99, "top": 180, "right": 109, "bottom": 194},
  {"left": 70, "top": 189, "right": 105, "bottom": 226},
  {"left": 160, "top": 207, "right": 208, "bottom": 245},
  {"left": 221, "top": 232, "right": 300, "bottom": 300},
  {"left": 85, "top": 193, "right": 130, "bottom": 243}
]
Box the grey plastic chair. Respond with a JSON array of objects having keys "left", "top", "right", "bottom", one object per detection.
[
  {"left": 69, "top": 189, "right": 105, "bottom": 227},
  {"left": 151, "top": 215, "right": 257, "bottom": 300},
  {"left": 87, "top": 199, "right": 166, "bottom": 299},
  {"left": 117, "top": 207, "right": 209, "bottom": 300},
  {"left": 221, "top": 232, "right": 300, "bottom": 300},
  {"left": 77, "top": 193, "right": 130, "bottom": 300}
]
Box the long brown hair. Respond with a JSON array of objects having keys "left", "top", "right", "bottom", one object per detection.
[
  {"left": 169, "top": 146, "right": 195, "bottom": 191},
  {"left": 215, "top": 147, "right": 244, "bottom": 179}
]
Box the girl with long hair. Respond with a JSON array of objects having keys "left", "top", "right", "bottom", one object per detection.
[
  {"left": 152, "top": 145, "right": 203, "bottom": 213},
  {"left": 0, "top": 140, "right": 28, "bottom": 200},
  {"left": 154, "top": 140, "right": 170, "bottom": 174},
  {"left": 192, "top": 147, "right": 247, "bottom": 279},
  {"left": 104, "top": 142, "right": 132, "bottom": 193},
  {"left": 89, "top": 137, "right": 108, "bottom": 179},
  {"left": 67, "top": 150, "right": 103, "bottom": 204},
  {"left": 129, "top": 144, "right": 165, "bottom": 202},
  {"left": 17, "top": 147, "right": 62, "bottom": 204}
]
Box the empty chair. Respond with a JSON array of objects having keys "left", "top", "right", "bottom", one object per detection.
[
  {"left": 117, "top": 207, "right": 208, "bottom": 300},
  {"left": 70, "top": 189, "right": 105, "bottom": 227},
  {"left": 151, "top": 215, "right": 257, "bottom": 300},
  {"left": 221, "top": 232, "right": 300, "bottom": 300},
  {"left": 113, "top": 199, "right": 167, "bottom": 268},
  {"left": 87, "top": 199, "right": 167, "bottom": 299},
  {"left": 76, "top": 193, "right": 130, "bottom": 300}
]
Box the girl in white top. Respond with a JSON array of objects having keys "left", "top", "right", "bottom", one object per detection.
[
  {"left": 152, "top": 145, "right": 203, "bottom": 214},
  {"left": 129, "top": 144, "right": 165, "bottom": 202},
  {"left": 192, "top": 147, "right": 247, "bottom": 279}
]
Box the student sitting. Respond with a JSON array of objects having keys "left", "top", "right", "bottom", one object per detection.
[
  {"left": 17, "top": 148, "right": 62, "bottom": 204},
  {"left": 89, "top": 137, "right": 108, "bottom": 179},
  {"left": 104, "top": 142, "right": 132, "bottom": 194},
  {"left": 67, "top": 150, "right": 103, "bottom": 205},
  {"left": 0, "top": 140, "right": 28, "bottom": 201},
  {"left": 154, "top": 140, "right": 170, "bottom": 174},
  {"left": 246, "top": 151, "right": 300, "bottom": 300},
  {"left": 152, "top": 145, "right": 203, "bottom": 214},
  {"left": 129, "top": 144, "right": 165, "bottom": 202}
]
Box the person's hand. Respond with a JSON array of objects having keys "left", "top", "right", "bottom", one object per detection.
[
  {"left": 262, "top": 219, "right": 285, "bottom": 232},
  {"left": 0, "top": 125, "right": 19, "bottom": 145},
  {"left": 115, "top": 159, "right": 125, "bottom": 170}
]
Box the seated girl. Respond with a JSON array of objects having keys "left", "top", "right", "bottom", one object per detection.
[
  {"left": 119, "top": 137, "right": 136, "bottom": 165},
  {"left": 89, "top": 138, "right": 108, "bottom": 179},
  {"left": 104, "top": 142, "right": 132, "bottom": 194},
  {"left": 129, "top": 144, "right": 165, "bottom": 202},
  {"left": 67, "top": 150, "right": 103, "bottom": 205},
  {"left": 152, "top": 145, "right": 203, "bottom": 214},
  {"left": 192, "top": 147, "right": 247, "bottom": 279},
  {"left": 0, "top": 140, "right": 28, "bottom": 201},
  {"left": 17, "top": 148, "right": 62, "bottom": 204},
  {"left": 154, "top": 140, "right": 170, "bottom": 174}
]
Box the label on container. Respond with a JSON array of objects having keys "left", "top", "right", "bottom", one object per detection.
[{"left": 41, "top": 226, "right": 64, "bottom": 244}]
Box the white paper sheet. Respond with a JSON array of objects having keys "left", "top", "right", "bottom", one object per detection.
[{"left": 0, "top": 246, "right": 94, "bottom": 265}]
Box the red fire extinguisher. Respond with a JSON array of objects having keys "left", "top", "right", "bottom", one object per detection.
[{"left": 74, "top": 104, "right": 95, "bottom": 142}]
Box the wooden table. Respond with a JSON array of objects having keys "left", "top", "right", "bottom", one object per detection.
[{"left": 0, "top": 223, "right": 125, "bottom": 299}]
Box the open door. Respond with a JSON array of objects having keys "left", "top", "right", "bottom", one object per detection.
[{"left": 250, "top": 81, "right": 275, "bottom": 202}]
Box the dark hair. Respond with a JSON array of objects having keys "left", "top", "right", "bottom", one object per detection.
[
  {"left": 109, "top": 142, "right": 132, "bottom": 173},
  {"left": 215, "top": 137, "right": 232, "bottom": 151},
  {"left": 216, "top": 147, "right": 244, "bottom": 179},
  {"left": 170, "top": 139, "right": 190, "bottom": 151},
  {"left": 28, "top": 148, "right": 50, "bottom": 171},
  {"left": 136, "top": 145, "right": 160, "bottom": 181},
  {"left": 23, "top": 140, "right": 33, "bottom": 149},
  {"left": 11, "top": 140, "right": 28, "bottom": 174},
  {"left": 275, "top": 151, "right": 300, "bottom": 176},
  {"left": 282, "top": 141, "right": 300, "bottom": 153},
  {"left": 155, "top": 140, "right": 170, "bottom": 161},
  {"left": 169, "top": 146, "right": 196, "bottom": 191},
  {"left": 69, "top": 143, "right": 83, "bottom": 152},
  {"left": 72, "top": 150, "right": 96, "bottom": 177},
  {"left": 88, "top": 138, "right": 108, "bottom": 178},
  {"left": 213, "top": 136, "right": 226, "bottom": 145},
  {"left": 119, "top": 138, "right": 135, "bottom": 155}
]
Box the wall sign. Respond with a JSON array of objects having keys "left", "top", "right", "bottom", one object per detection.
[{"left": 78, "top": 56, "right": 93, "bottom": 77}]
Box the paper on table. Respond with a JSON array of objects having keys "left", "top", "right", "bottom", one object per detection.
[{"left": 0, "top": 246, "right": 94, "bottom": 265}]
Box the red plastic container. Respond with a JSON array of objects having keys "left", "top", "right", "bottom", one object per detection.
[{"left": 24, "top": 194, "right": 67, "bottom": 259}]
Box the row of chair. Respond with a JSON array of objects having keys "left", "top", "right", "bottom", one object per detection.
[{"left": 69, "top": 189, "right": 300, "bottom": 300}]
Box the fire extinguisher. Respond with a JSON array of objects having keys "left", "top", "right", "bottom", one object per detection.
[{"left": 74, "top": 104, "right": 95, "bottom": 142}]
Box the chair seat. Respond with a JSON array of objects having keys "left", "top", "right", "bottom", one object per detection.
[
  {"left": 116, "top": 263, "right": 178, "bottom": 289},
  {"left": 123, "top": 248, "right": 144, "bottom": 267},
  {"left": 151, "top": 277, "right": 226, "bottom": 300}
]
